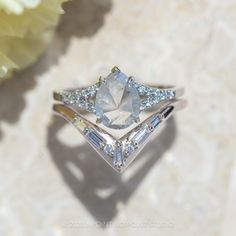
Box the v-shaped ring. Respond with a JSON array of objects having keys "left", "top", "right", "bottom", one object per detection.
[{"left": 53, "top": 99, "right": 185, "bottom": 172}]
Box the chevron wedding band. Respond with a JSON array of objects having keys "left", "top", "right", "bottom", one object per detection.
[{"left": 53, "top": 67, "right": 186, "bottom": 172}]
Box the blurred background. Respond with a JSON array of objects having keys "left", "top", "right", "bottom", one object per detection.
[{"left": 0, "top": 0, "right": 236, "bottom": 235}]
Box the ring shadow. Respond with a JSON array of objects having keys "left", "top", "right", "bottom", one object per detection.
[{"left": 47, "top": 115, "right": 177, "bottom": 226}]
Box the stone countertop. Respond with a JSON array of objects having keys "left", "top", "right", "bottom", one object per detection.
[{"left": 0, "top": 0, "right": 235, "bottom": 235}]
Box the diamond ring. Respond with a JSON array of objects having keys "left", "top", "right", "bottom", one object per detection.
[{"left": 53, "top": 67, "right": 186, "bottom": 172}]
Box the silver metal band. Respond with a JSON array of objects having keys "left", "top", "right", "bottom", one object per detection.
[{"left": 53, "top": 99, "right": 186, "bottom": 172}]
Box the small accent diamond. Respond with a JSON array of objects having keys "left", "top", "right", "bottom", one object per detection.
[
  {"left": 132, "top": 125, "right": 150, "bottom": 145},
  {"left": 150, "top": 115, "right": 161, "bottom": 129},
  {"left": 103, "top": 144, "right": 114, "bottom": 157},
  {"left": 124, "top": 142, "right": 136, "bottom": 157},
  {"left": 86, "top": 128, "right": 106, "bottom": 148},
  {"left": 113, "top": 141, "right": 125, "bottom": 169}
]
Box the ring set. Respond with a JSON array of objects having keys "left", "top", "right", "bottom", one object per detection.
[{"left": 53, "top": 67, "right": 186, "bottom": 172}]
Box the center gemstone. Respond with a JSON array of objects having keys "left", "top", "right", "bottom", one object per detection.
[{"left": 95, "top": 70, "right": 141, "bottom": 129}]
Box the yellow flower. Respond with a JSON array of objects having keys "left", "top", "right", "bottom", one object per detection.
[{"left": 0, "top": 0, "right": 66, "bottom": 80}]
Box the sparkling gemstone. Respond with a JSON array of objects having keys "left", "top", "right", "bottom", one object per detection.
[
  {"left": 86, "top": 128, "right": 106, "bottom": 148},
  {"left": 113, "top": 142, "right": 125, "bottom": 168},
  {"left": 133, "top": 125, "right": 150, "bottom": 145},
  {"left": 103, "top": 144, "right": 114, "bottom": 156},
  {"left": 95, "top": 71, "right": 141, "bottom": 129},
  {"left": 150, "top": 115, "right": 161, "bottom": 128},
  {"left": 124, "top": 142, "right": 135, "bottom": 157}
]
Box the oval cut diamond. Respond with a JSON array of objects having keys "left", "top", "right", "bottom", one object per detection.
[{"left": 95, "top": 71, "right": 141, "bottom": 129}]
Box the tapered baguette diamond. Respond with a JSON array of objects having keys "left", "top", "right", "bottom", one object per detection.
[
  {"left": 113, "top": 142, "right": 125, "bottom": 169},
  {"left": 95, "top": 70, "right": 141, "bottom": 129},
  {"left": 133, "top": 126, "right": 150, "bottom": 145},
  {"left": 86, "top": 128, "right": 106, "bottom": 148}
]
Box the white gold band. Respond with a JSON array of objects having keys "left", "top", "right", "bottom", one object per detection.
[{"left": 53, "top": 99, "right": 186, "bottom": 172}]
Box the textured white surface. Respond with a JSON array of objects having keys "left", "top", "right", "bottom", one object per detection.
[{"left": 0, "top": 0, "right": 236, "bottom": 235}]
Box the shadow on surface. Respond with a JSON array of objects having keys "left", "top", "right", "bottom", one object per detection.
[
  {"left": 0, "top": 0, "right": 112, "bottom": 140},
  {"left": 47, "top": 115, "right": 177, "bottom": 226},
  {"left": 58, "top": 0, "right": 112, "bottom": 39}
]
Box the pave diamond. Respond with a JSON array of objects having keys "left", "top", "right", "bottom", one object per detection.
[
  {"left": 61, "top": 84, "right": 98, "bottom": 113},
  {"left": 95, "top": 71, "right": 141, "bottom": 129}
]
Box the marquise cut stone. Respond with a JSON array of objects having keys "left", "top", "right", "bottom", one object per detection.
[{"left": 95, "top": 71, "right": 141, "bottom": 129}]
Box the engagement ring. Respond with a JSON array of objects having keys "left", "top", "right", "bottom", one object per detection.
[{"left": 53, "top": 67, "right": 186, "bottom": 172}]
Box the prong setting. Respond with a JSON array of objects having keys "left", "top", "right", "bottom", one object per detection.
[
  {"left": 128, "top": 76, "right": 134, "bottom": 84},
  {"left": 111, "top": 66, "right": 120, "bottom": 73},
  {"left": 99, "top": 76, "right": 106, "bottom": 85},
  {"left": 134, "top": 117, "right": 140, "bottom": 123},
  {"left": 96, "top": 118, "right": 103, "bottom": 124}
]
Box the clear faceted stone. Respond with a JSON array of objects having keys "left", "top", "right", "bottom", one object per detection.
[
  {"left": 124, "top": 142, "right": 135, "bottom": 157},
  {"left": 103, "top": 144, "right": 114, "bottom": 156},
  {"left": 95, "top": 71, "right": 141, "bottom": 129}
]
